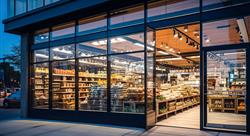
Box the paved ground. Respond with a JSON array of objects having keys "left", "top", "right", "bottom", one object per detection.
[
  {"left": 0, "top": 119, "right": 248, "bottom": 136},
  {"left": 0, "top": 109, "right": 249, "bottom": 136}
]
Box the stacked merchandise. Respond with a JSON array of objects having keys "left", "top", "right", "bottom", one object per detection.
[
  {"left": 86, "top": 85, "right": 107, "bottom": 111},
  {"left": 157, "top": 84, "right": 199, "bottom": 101},
  {"left": 111, "top": 83, "right": 126, "bottom": 112}
]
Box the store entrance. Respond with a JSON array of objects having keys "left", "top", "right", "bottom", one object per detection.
[{"left": 154, "top": 23, "right": 200, "bottom": 129}]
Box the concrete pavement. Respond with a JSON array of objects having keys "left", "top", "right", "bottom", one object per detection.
[{"left": 0, "top": 119, "right": 249, "bottom": 136}]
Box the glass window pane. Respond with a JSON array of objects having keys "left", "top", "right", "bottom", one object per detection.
[
  {"left": 28, "top": 0, "right": 43, "bottom": 11},
  {"left": 77, "top": 15, "right": 107, "bottom": 36},
  {"left": 203, "top": 0, "right": 250, "bottom": 11},
  {"left": 111, "top": 52, "right": 145, "bottom": 113},
  {"left": 77, "top": 38, "right": 107, "bottom": 57},
  {"left": 110, "top": 32, "right": 144, "bottom": 54},
  {"left": 52, "top": 60, "right": 75, "bottom": 110},
  {"left": 51, "top": 22, "right": 75, "bottom": 41},
  {"left": 50, "top": 44, "right": 75, "bottom": 60},
  {"left": 32, "top": 63, "right": 49, "bottom": 109},
  {"left": 206, "top": 49, "right": 246, "bottom": 131},
  {"left": 34, "top": 29, "right": 49, "bottom": 44},
  {"left": 78, "top": 56, "right": 107, "bottom": 111},
  {"left": 16, "top": 0, "right": 27, "bottom": 15},
  {"left": 147, "top": 30, "right": 155, "bottom": 112},
  {"left": 7, "top": 0, "right": 15, "bottom": 17},
  {"left": 148, "top": 0, "right": 199, "bottom": 22},
  {"left": 203, "top": 16, "right": 250, "bottom": 47},
  {"left": 45, "top": 0, "right": 60, "bottom": 5},
  {"left": 33, "top": 48, "right": 49, "bottom": 63},
  {"left": 110, "top": 6, "right": 144, "bottom": 29}
]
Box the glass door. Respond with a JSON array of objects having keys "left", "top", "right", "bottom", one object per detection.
[
  {"left": 204, "top": 48, "right": 247, "bottom": 132},
  {"left": 146, "top": 26, "right": 156, "bottom": 129}
]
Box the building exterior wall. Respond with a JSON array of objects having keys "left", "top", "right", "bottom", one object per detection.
[{"left": 3, "top": 0, "right": 250, "bottom": 134}]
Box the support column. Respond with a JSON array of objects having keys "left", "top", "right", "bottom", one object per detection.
[{"left": 20, "top": 33, "right": 30, "bottom": 118}]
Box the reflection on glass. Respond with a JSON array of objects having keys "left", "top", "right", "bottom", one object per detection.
[
  {"left": 51, "top": 22, "right": 75, "bottom": 41},
  {"left": 34, "top": 29, "right": 49, "bottom": 44},
  {"left": 78, "top": 57, "right": 107, "bottom": 111},
  {"left": 203, "top": 17, "right": 250, "bottom": 47},
  {"left": 32, "top": 63, "right": 49, "bottom": 109},
  {"left": 148, "top": 0, "right": 199, "bottom": 22},
  {"left": 7, "top": 0, "right": 15, "bottom": 17},
  {"left": 147, "top": 30, "right": 155, "bottom": 111},
  {"left": 206, "top": 49, "right": 246, "bottom": 131},
  {"left": 111, "top": 53, "right": 145, "bottom": 113},
  {"left": 77, "top": 15, "right": 107, "bottom": 36},
  {"left": 52, "top": 60, "right": 75, "bottom": 110},
  {"left": 203, "top": 0, "right": 250, "bottom": 11},
  {"left": 16, "top": 0, "right": 26, "bottom": 15},
  {"left": 77, "top": 38, "right": 107, "bottom": 57},
  {"left": 28, "top": 0, "right": 43, "bottom": 11},
  {"left": 111, "top": 32, "right": 144, "bottom": 54},
  {"left": 110, "top": 6, "right": 144, "bottom": 29},
  {"left": 34, "top": 48, "right": 49, "bottom": 63},
  {"left": 45, "top": 0, "right": 60, "bottom": 5},
  {"left": 50, "top": 44, "right": 75, "bottom": 60}
]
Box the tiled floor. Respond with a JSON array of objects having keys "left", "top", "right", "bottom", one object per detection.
[{"left": 156, "top": 106, "right": 246, "bottom": 130}]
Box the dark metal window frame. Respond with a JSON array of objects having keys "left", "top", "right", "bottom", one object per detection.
[{"left": 28, "top": 0, "right": 250, "bottom": 132}]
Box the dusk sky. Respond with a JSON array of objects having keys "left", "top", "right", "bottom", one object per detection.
[{"left": 0, "top": 0, "right": 20, "bottom": 58}]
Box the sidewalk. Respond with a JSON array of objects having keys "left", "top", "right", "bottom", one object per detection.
[{"left": 0, "top": 119, "right": 248, "bottom": 136}]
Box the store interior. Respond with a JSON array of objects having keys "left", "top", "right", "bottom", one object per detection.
[
  {"left": 154, "top": 22, "right": 246, "bottom": 130},
  {"left": 32, "top": 20, "right": 248, "bottom": 130}
]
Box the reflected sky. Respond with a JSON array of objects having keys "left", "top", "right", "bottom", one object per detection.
[{"left": 0, "top": 0, "right": 20, "bottom": 58}]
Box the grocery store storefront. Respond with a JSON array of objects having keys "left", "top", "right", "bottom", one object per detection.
[{"left": 5, "top": 0, "right": 250, "bottom": 134}]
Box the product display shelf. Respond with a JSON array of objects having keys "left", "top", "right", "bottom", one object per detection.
[
  {"left": 156, "top": 94, "right": 200, "bottom": 121},
  {"left": 208, "top": 96, "right": 245, "bottom": 113}
]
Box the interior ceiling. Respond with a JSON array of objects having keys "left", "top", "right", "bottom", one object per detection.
[{"left": 156, "top": 23, "right": 200, "bottom": 68}]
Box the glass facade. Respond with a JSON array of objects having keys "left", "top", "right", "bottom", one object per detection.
[
  {"left": 77, "top": 38, "right": 107, "bottom": 57},
  {"left": 32, "top": 63, "right": 49, "bottom": 109},
  {"left": 51, "top": 22, "right": 75, "bottom": 41},
  {"left": 27, "top": 0, "right": 250, "bottom": 131},
  {"left": 206, "top": 49, "right": 246, "bottom": 130},
  {"left": 110, "top": 33, "right": 144, "bottom": 54},
  {"left": 78, "top": 56, "right": 107, "bottom": 111},
  {"left": 52, "top": 60, "right": 75, "bottom": 110},
  {"left": 15, "top": 0, "right": 26, "bottom": 15},
  {"left": 147, "top": 0, "right": 199, "bottom": 22},
  {"left": 7, "top": 0, "right": 62, "bottom": 17},
  {"left": 203, "top": 17, "right": 250, "bottom": 47},
  {"left": 110, "top": 6, "right": 144, "bottom": 29},
  {"left": 28, "top": 0, "right": 43, "bottom": 11},
  {"left": 34, "top": 29, "right": 49, "bottom": 44},
  {"left": 110, "top": 53, "right": 145, "bottom": 113},
  {"left": 77, "top": 15, "right": 107, "bottom": 36}
]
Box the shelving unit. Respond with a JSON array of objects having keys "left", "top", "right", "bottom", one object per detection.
[
  {"left": 208, "top": 96, "right": 245, "bottom": 113},
  {"left": 156, "top": 94, "right": 200, "bottom": 121}
]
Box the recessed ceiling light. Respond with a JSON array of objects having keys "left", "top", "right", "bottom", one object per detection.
[{"left": 184, "top": 26, "right": 188, "bottom": 32}]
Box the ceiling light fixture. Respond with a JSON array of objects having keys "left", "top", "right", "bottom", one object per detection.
[
  {"left": 178, "top": 34, "right": 183, "bottom": 40},
  {"left": 157, "top": 57, "right": 183, "bottom": 61},
  {"left": 158, "top": 51, "right": 169, "bottom": 55},
  {"left": 184, "top": 26, "right": 188, "bottom": 32},
  {"left": 205, "top": 39, "right": 210, "bottom": 43},
  {"left": 173, "top": 29, "right": 178, "bottom": 38},
  {"left": 52, "top": 48, "right": 73, "bottom": 54}
]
